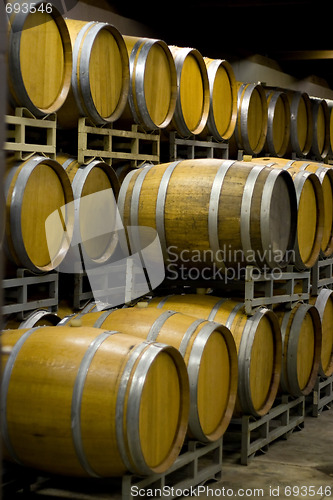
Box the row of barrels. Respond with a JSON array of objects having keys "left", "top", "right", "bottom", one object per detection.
[
  {"left": 3, "top": 155, "right": 333, "bottom": 276},
  {"left": 6, "top": 6, "right": 333, "bottom": 159},
  {"left": 2, "top": 289, "right": 332, "bottom": 477}
]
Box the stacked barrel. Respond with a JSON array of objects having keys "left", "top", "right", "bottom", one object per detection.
[{"left": 2, "top": 0, "right": 333, "bottom": 485}]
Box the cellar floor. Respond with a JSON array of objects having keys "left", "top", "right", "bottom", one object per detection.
[{"left": 4, "top": 405, "right": 333, "bottom": 500}]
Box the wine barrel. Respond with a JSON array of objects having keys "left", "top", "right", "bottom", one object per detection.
[
  {"left": 4, "top": 155, "right": 74, "bottom": 273},
  {"left": 287, "top": 91, "right": 313, "bottom": 157},
  {"left": 168, "top": 46, "right": 210, "bottom": 137},
  {"left": 265, "top": 90, "right": 290, "bottom": 157},
  {"left": 328, "top": 101, "right": 333, "bottom": 154},
  {"left": 56, "top": 154, "right": 120, "bottom": 266},
  {"left": 118, "top": 159, "right": 297, "bottom": 271},
  {"left": 1, "top": 326, "right": 189, "bottom": 477},
  {"left": 309, "top": 288, "right": 333, "bottom": 377},
  {"left": 4, "top": 309, "right": 61, "bottom": 329},
  {"left": 254, "top": 157, "right": 328, "bottom": 263},
  {"left": 233, "top": 82, "right": 268, "bottom": 155},
  {"left": 121, "top": 36, "right": 177, "bottom": 130},
  {"left": 202, "top": 58, "right": 237, "bottom": 141},
  {"left": 310, "top": 97, "right": 330, "bottom": 161},
  {"left": 57, "top": 20, "right": 129, "bottom": 128},
  {"left": 7, "top": 3, "right": 72, "bottom": 116},
  {"left": 274, "top": 303, "right": 321, "bottom": 396},
  {"left": 147, "top": 294, "right": 282, "bottom": 417},
  {"left": 60, "top": 306, "right": 238, "bottom": 442}
]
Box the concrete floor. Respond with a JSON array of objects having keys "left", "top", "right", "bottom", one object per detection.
[{"left": 4, "top": 403, "right": 333, "bottom": 500}]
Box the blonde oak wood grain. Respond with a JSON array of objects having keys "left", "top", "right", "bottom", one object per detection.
[
  {"left": 5, "top": 156, "right": 74, "bottom": 273},
  {"left": 56, "top": 154, "right": 120, "bottom": 264},
  {"left": 60, "top": 307, "right": 238, "bottom": 442},
  {"left": 7, "top": 9, "right": 72, "bottom": 116},
  {"left": 119, "top": 159, "right": 296, "bottom": 270},
  {"left": 168, "top": 46, "right": 209, "bottom": 137},
  {"left": 147, "top": 294, "right": 282, "bottom": 417},
  {"left": 202, "top": 58, "right": 237, "bottom": 141},
  {"left": 256, "top": 157, "right": 330, "bottom": 259},
  {"left": 57, "top": 20, "right": 129, "bottom": 128},
  {"left": 1, "top": 327, "right": 189, "bottom": 477},
  {"left": 121, "top": 36, "right": 177, "bottom": 130},
  {"left": 274, "top": 303, "right": 321, "bottom": 397}
]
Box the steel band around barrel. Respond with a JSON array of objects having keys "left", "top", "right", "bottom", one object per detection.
[
  {"left": 155, "top": 161, "right": 181, "bottom": 259},
  {"left": 186, "top": 321, "right": 226, "bottom": 442},
  {"left": 129, "top": 39, "right": 162, "bottom": 130},
  {"left": 178, "top": 318, "right": 206, "bottom": 357},
  {"left": 156, "top": 295, "right": 174, "bottom": 309},
  {"left": 146, "top": 310, "right": 179, "bottom": 341},
  {"left": 71, "top": 21, "right": 95, "bottom": 118},
  {"left": 240, "top": 165, "right": 266, "bottom": 261},
  {"left": 71, "top": 330, "right": 117, "bottom": 477},
  {"left": 208, "top": 160, "right": 236, "bottom": 271},
  {"left": 1, "top": 327, "right": 40, "bottom": 465}
]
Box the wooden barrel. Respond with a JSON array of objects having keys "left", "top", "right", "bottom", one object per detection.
[
  {"left": 234, "top": 82, "right": 268, "bottom": 155},
  {"left": 4, "top": 309, "right": 61, "bottom": 329},
  {"left": 265, "top": 90, "right": 290, "bottom": 157},
  {"left": 274, "top": 303, "right": 321, "bottom": 396},
  {"left": 168, "top": 46, "right": 210, "bottom": 137},
  {"left": 310, "top": 97, "right": 330, "bottom": 160},
  {"left": 287, "top": 91, "right": 313, "bottom": 157},
  {"left": 60, "top": 306, "right": 238, "bottom": 442},
  {"left": 120, "top": 36, "right": 177, "bottom": 130},
  {"left": 118, "top": 159, "right": 297, "bottom": 271},
  {"left": 7, "top": 4, "right": 72, "bottom": 116},
  {"left": 148, "top": 294, "right": 282, "bottom": 417},
  {"left": 56, "top": 154, "right": 120, "bottom": 266},
  {"left": 4, "top": 155, "right": 74, "bottom": 273},
  {"left": 254, "top": 157, "right": 327, "bottom": 263},
  {"left": 1, "top": 326, "right": 189, "bottom": 477},
  {"left": 57, "top": 20, "right": 129, "bottom": 128},
  {"left": 202, "top": 58, "right": 237, "bottom": 141},
  {"left": 309, "top": 288, "right": 333, "bottom": 377}
]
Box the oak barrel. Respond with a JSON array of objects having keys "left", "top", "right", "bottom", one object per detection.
[
  {"left": 121, "top": 36, "right": 177, "bottom": 130},
  {"left": 4, "top": 155, "right": 74, "bottom": 273},
  {"left": 57, "top": 20, "right": 129, "bottom": 128},
  {"left": 7, "top": 4, "right": 72, "bottom": 116},
  {"left": 254, "top": 157, "right": 327, "bottom": 263},
  {"left": 118, "top": 159, "right": 297, "bottom": 271},
  {"left": 148, "top": 294, "right": 282, "bottom": 417},
  {"left": 274, "top": 303, "right": 321, "bottom": 396},
  {"left": 168, "top": 46, "right": 210, "bottom": 136},
  {"left": 1, "top": 326, "right": 189, "bottom": 477},
  {"left": 287, "top": 91, "right": 313, "bottom": 156},
  {"left": 309, "top": 288, "right": 333, "bottom": 377},
  {"left": 56, "top": 154, "right": 120, "bottom": 266},
  {"left": 202, "top": 58, "right": 237, "bottom": 140},
  {"left": 265, "top": 90, "right": 290, "bottom": 157},
  {"left": 60, "top": 306, "right": 238, "bottom": 442},
  {"left": 310, "top": 97, "right": 330, "bottom": 160},
  {"left": 233, "top": 82, "right": 268, "bottom": 155}
]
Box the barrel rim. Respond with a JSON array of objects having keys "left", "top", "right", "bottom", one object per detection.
[
  {"left": 6, "top": 155, "right": 75, "bottom": 273},
  {"left": 7, "top": 3, "right": 72, "bottom": 116},
  {"left": 62, "top": 157, "right": 121, "bottom": 265},
  {"left": 204, "top": 58, "right": 237, "bottom": 141},
  {"left": 170, "top": 46, "right": 210, "bottom": 137},
  {"left": 118, "top": 341, "right": 189, "bottom": 475},
  {"left": 265, "top": 90, "right": 291, "bottom": 157},
  {"left": 292, "top": 170, "right": 324, "bottom": 270},
  {"left": 310, "top": 97, "right": 330, "bottom": 160},
  {"left": 237, "top": 306, "right": 282, "bottom": 417},
  {"left": 311, "top": 288, "right": 333, "bottom": 377},
  {"left": 236, "top": 82, "right": 268, "bottom": 155},
  {"left": 71, "top": 21, "right": 130, "bottom": 125},
  {"left": 280, "top": 303, "right": 322, "bottom": 396},
  {"left": 128, "top": 38, "right": 177, "bottom": 130},
  {"left": 289, "top": 91, "right": 313, "bottom": 157}
]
